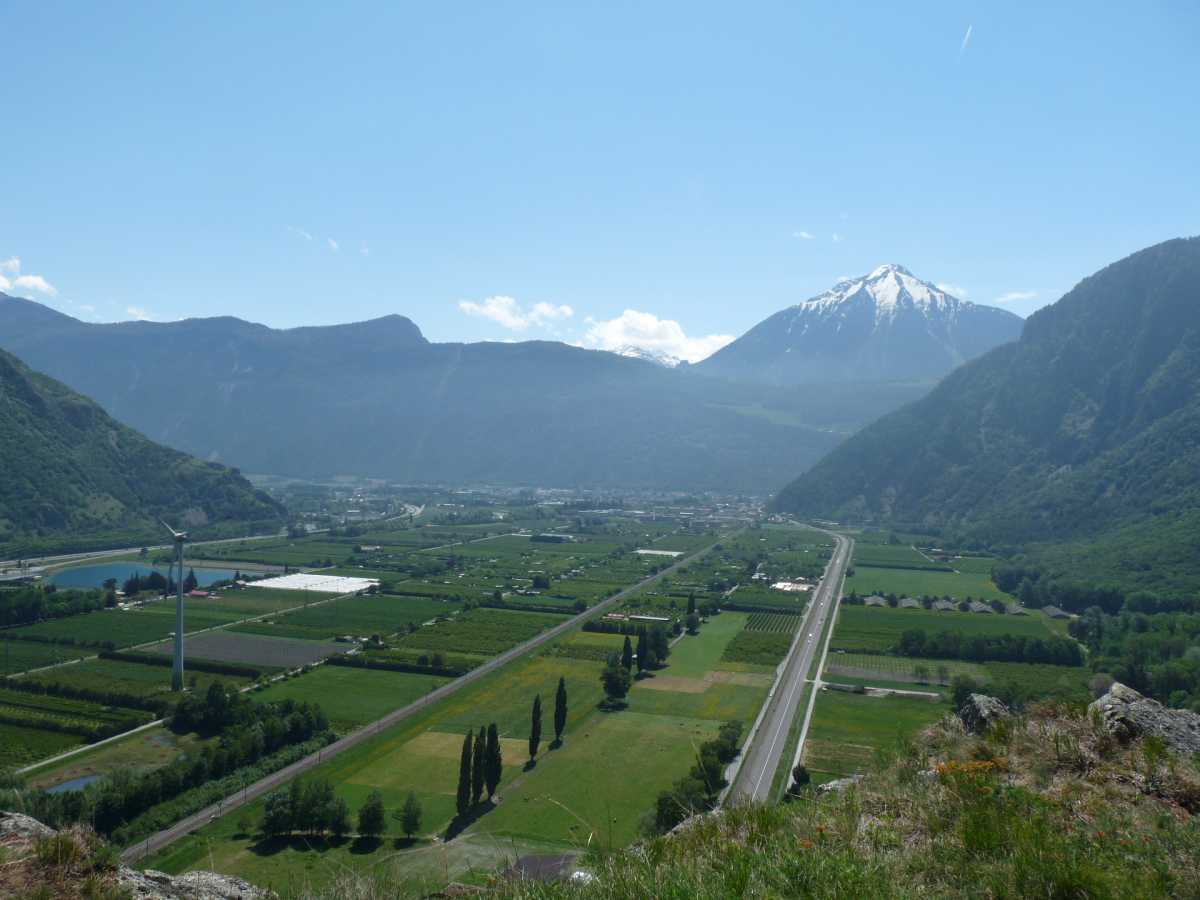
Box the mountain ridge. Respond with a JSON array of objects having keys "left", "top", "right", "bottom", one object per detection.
[{"left": 1, "top": 294, "right": 927, "bottom": 492}]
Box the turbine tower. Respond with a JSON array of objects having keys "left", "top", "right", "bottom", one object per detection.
[{"left": 162, "top": 521, "right": 188, "bottom": 691}]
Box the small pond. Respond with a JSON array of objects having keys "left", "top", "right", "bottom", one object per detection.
[{"left": 45, "top": 774, "right": 101, "bottom": 794}]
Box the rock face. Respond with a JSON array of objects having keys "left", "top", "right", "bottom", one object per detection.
[
  {"left": 1089, "top": 683, "right": 1200, "bottom": 755},
  {"left": 958, "top": 694, "right": 1010, "bottom": 734},
  {"left": 0, "top": 811, "right": 271, "bottom": 900}
]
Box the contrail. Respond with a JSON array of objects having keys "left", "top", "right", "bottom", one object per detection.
[{"left": 959, "top": 24, "right": 973, "bottom": 57}]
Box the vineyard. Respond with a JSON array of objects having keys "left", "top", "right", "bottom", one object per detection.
[{"left": 745, "top": 613, "right": 802, "bottom": 633}]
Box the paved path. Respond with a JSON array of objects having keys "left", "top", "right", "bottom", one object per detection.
[
  {"left": 121, "top": 534, "right": 733, "bottom": 864},
  {"left": 727, "top": 528, "right": 853, "bottom": 804}
]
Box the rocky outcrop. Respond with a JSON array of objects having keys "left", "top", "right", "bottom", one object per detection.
[
  {"left": 0, "top": 811, "right": 271, "bottom": 900},
  {"left": 815, "top": 775, "right": 865, "bottom": 796},
  {"left": 120, "top": 868, "right": 271, "bottom": 899},
  {"left": 1089, "top": 683, "right": 1200, "bottom": 755},
  {"left": 958, "top": 693, "right": 1010, "bottom": 734}
]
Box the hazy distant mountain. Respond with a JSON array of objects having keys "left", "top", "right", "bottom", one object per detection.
[
  {"left": 772, "top": 238, "right": 1200, "bottom": 593},
  {"left": 0, "top": 294, "right": 933, "bottom": 492},
  {"left": 0, "top": 347, "right": 284, "bottom": 556},
  {"left": 696, "top": 264, "right": 1023, "bottom": 385}
]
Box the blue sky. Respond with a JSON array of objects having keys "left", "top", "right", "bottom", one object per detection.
[{"left": 2, "top": 1, "right": 1197, "bottom": 360}]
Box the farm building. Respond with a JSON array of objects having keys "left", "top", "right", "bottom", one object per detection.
[
  {"left": 898, "top": 597, "right": 920, "bottom": 609},
  {"left": 863, "top": 595, "right": 886, "bottom": 607},
  {"left": 1005, "top": 603, "right": 1028, "bottom": 616},
  {"left": 968, "top": 601, "right": 993, "bottom": 614},
  {"left": 1042, "top": 605, "right": 1071, "bottom": 619},
  {"left": 531, "top": 533, "right": 574, "bottom": 544},
  {"left": 932, "top": 599, "right": 955, "bottom": 611}
]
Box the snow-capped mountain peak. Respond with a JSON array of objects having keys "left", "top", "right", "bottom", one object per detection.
[
  {"left": 694, "top": 264, "right": 1023, "bottom": 385},
  {"left": 807, "top": 263, "right": 959, "bottom": 318},
  {"left": 610, "top": 345, "right": 684, "bottom": 368}
]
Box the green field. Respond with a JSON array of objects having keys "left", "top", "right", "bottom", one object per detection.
[
  {"left": 396, "top": 608, "right": 565, "bottom": 657},
  {"left": 823, "top": 652, "right": 987, "bottom": 685},
  {"left": 831, "top": 604, "right": 1057, "bottom": 653},
  {"left": 801, "top": 690, "right": 947, "bottom": 780},
  {"left": 20, "top": 656, "right": 252, "bottom": 699},
  {"left": 23, "top": 725, "right": 211, "bottom": 791},
  {"left": 252, "top": 665, "right": 451, "bottom": 730},
  {"left": 232, "top": 593, "right": 455, "bottom": 642},
  {"left": 845, "top": 565, "right": 1012, "bottom": 602},
  {"left": 0, "top": 638, "right": 87, "bottom": 675}
]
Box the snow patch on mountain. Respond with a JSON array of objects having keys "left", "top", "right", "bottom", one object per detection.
[{"left": 610, "top": 345, "right": 685, "bottom": 368}]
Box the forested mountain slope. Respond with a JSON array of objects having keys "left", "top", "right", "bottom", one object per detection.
[
  {"left": 0, "top": 348, "right": 284, "bottom": 556},
  {"left": 772, "top": 238, "right": 1200, "bottom": 593}
]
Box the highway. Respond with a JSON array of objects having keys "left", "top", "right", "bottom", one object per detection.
[
  {"left": 727, "top": 528, "right": 853, "bottom": 804},
  {"left": 120, "top": 531, "right": 737, "bottom": 864}
]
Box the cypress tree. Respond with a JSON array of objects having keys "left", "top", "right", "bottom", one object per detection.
[
  {"left": 485, "top": 723, "right": 502, "bottom": 798},
  {"left": 529, "top": 694, "right": 542, "bottom": 760},
  {"left": 455, "top": 731, "right": 472, "bottom": 817},
  {"left": 553, "top": 676, "right": 568, "bottom": 744},
  {"left": 636, "top": 629, "right": 648, "bottom": 675},
  {"left": 471, "top": 725, "right": 486, "bottom": 805},
  {"left": 621, "top": 635, "right": 634, "bottom": 670},
  {"left": 687, "top": 592, "right": 696, "bottom": 615}
]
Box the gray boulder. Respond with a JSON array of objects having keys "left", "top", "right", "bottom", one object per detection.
[
  {"left": 815, "top": 774, "right": 865, "bottom": 796},
  {"left": 958, "top": 693, "right": 1010, "bottom": 734},
  {"left": 120, "top": 869, "right": 272, "bottom": 899},
  {"left": 1089, "top": 682, "right": 1200, "bottom": 755}
]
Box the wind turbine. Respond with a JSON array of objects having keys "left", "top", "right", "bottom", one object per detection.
[{"left": 161, "top": 520, "right": 188, "bottom": 691}]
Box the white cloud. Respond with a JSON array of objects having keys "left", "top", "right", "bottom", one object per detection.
[
  {"left": 458, "top": 295, "right": 574, "bottom": 331},
  {"left": 360, "top": 242, "right": 370, "bottom": 256},
  {"left": 12, "top": 274, "right": 57, "bottom": 296},
  {"left": 286, "top": 225, "right": 313, "bottom": 242},
  {"left": 995, "top": 290, "right": 1037, "bottom": 304},
  {"left": 327, "top": 238, "right": 340, "bottom": 252},
  {"left": 126, "top": 306, "right": 155, "bottom": 321},
  {"left": 581, "top": 309, "right": 734, "bottom": 363},
  {"left": 0, "top": 257, "right": 57, "bottom": 297},
  {"left": 936, "top": 282, "right": 970, "bottom": 298},
  {"left": 959, "top": 24, "right": 973, "bottom": 57},
  {"left": 792, "top": 230, "right": 814, "bottom": 240},
  {"left": 831, "top": 232, "right": 843, "bottom": 243}
]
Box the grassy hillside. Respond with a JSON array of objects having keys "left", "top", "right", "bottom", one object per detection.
[
  {"left": 0, "top": 348, "right": 284, "bottom": 556},
  {"left": 772, "top": 237, "right": 1200, "bottom": 593},
  {"left": 309, "top": 699, "right": 1200, "bottom": 899}
]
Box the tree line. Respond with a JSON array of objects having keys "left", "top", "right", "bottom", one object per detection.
[
  {"left": 650, "top": 721, "right": 742, "bottom": 834},
  {"left": 896, "top": 628, "right": 1084, "bottom": 666}
]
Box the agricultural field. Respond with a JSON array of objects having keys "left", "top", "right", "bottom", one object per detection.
[
  {"left": 852, "top": 543, "right": 948, "bottom": 570},
  {"left": 0, "top": 638, "right": 87, "bottom": 675},
  {"left": 144, "top": 631, "right": 344, "bottom": 669},
  {"left": 801, "top": 689, "right": 947, "bottom": 782},
  {"left": 823, "top": 652, "right": 987, "bottom": 686},
  {"left": 831, "top": 604, "right": 1059, "bottom": 653},
  {"left": 720, "top": 613, "right": 801, "bottom": 667},
  {"left": 845, "top": 564, "right": 1012, "bottom": 602},
  {"left": 19, "top": 656, "right": 255, "bottom": 699},
  {"left": 232, "top": 593, "right": 454, "bottom": 642},
  {"left": 0, "top": 687, "right": 153, "bottom": 768},
  {"left": 396, "top": 608, "right": 565, "bottom": 657},
  {"left": 251, "top": 665, "right": 451, "bottom": 731}
]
